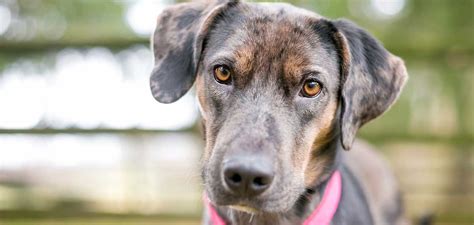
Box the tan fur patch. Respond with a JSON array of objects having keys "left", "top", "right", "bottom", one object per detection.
[
  {"left": 332, "top": 31, "right": 351, "bottom": 82},
  {"left": 283, "top": 54, "right": 309, "bottom": 83},
  {"left": 234, "top": 46, "right": 254, "bottom": 76},
  {"left": 303, "top": 100, "right": 338, "bottom": 187},
  {"left": 196, "top": 75, "right": 213, "bottom": 162}
]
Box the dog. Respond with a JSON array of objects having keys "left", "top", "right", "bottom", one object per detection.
[{"left": 149, "top": 1, "right": 408, "bottom": 225}]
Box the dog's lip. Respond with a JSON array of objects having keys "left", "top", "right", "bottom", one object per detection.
[{"left": 229, "top": 204, "right": 259, "bottom": 214}]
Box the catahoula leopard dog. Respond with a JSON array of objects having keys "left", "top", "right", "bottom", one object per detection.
[{"left": 149, "top": 1, "right": 409, "bottom": 225}]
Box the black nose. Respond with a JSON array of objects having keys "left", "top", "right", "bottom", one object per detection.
[{"left": 223, "top": 157, "right": 274, "bottom": 197}]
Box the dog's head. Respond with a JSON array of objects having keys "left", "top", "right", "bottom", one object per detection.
[{"left": 150, "top": 0, "right": 407, "bottom": 213}]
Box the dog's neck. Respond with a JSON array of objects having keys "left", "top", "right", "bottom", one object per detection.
[{"left": 212, "top": 137, "right": 344, "bottom": 225}]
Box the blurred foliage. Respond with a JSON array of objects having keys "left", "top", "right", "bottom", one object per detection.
[
  {"left": 0, "top": 0, "right": 472, "bottom": 224},
  {"left": 1, "top": 0, "right": 472, "bottom": 142},
  {"left": 0, "top": 0, "right": 137, "bottom": 49}
]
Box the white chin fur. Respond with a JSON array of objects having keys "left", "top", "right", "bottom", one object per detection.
[{"left": 229, "top": 205, "right": 259, "bottom": 214}]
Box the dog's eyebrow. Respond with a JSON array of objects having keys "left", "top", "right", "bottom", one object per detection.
[
  {"left": 207, "top": 55, "right": 236, "bottom": 67},
  {"left": 299, "top": 66, "right": 329, "bottom": 79},
  {"left": 306, "top": 66, "right": 329, "bottom": 75},
  {"left": 301, "top": 70, "right": 321, "bottom": 77}
]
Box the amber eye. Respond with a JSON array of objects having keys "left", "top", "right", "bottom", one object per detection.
[
  {"left": 213, "top": 65, "right": 232, "bottom": 84},
  {"left": 302, "top": 80, "right": 322, "bottom": 97}
]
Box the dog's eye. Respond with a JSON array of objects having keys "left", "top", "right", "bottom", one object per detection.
[
  {"left": 213, "top": 65, "right": 232, "bottom": 84},
  {"left": 301, "top": 80, "right": 322, "bottom": 97}
]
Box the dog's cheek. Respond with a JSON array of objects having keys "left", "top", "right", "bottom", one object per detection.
[
  {"left": 196, "top": 75, "right": 219, "bottom": 162},
  {"left": 298, "top": 126, "right": 320, "bottom": 187},
  {"left": 201, "top": 147, "right": 221, "bottom": 198},
  {"left": 303, "top": 101, "right": 338, "bottom": 187},
  {"left": 291, "top": 113, "right": 319, "bottom": 177},
  {"left": 304, "top": 152, "right": 332, "bottom": 187},
  {"left": 312, "top": 101, "right": 338, "bottom": 150},
  {"left": 196, "top": 77, "right": 221, "bottom": 193},
  {"left": 196, "top": 75, "right": 209, "bottom": 120}
]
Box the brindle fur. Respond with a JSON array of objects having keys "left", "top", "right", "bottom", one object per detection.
[{"left": 149, "top": 1, "right": 408, "bottom": 225}]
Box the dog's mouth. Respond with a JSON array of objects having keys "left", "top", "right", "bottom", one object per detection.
[
  {"left": 229, "top": 204, "right": 260, "bottom": 214},
  {"left": 208, "top": 188, "right": 301, "bottom": 214},
  {"left": 209, "top": 193, "right": 268, "bottom": 211}
]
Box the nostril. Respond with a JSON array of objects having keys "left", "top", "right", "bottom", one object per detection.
[
  {"left": 253, "top": 177, "right": 266, "bottom": 186},
  {"left": 229, "top": 173, "right": 242, "bottom": 184},
  {"left": 252, "top": 175, "right": 272, "bottom": 189},
  {"left": 224, "top": 168, "right": 244, "bottom": 189}
]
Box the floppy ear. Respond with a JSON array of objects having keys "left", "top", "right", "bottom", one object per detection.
[
  {"left": 150, "top": 0, "right": 238, "bottom": 103},
  {"left": 331, "top": 19, "right": 408, "bottom": 150}
]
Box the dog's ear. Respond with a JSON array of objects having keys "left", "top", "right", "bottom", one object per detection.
[
  {"left": 150, "top": 0, "right": 238, "bottom": 103},
  {"left": 331, "top": 19, "right": 408, "bottom": 150}
]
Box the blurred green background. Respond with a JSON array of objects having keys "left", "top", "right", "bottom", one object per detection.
[{"left": 0, "top": 0, "right": 472, "bottom": 225}]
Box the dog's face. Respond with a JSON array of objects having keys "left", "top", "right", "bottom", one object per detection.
[
  {"left": 150, "top": 1, "right": 407, "bottom": 213},
  {"left": 195, "top": 4, "right": 341, "bottom": 212}
]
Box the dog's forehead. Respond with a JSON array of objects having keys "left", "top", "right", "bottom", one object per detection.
[
  {"left": 208, "top": 2, "right": 333, "bottom": 57},
  {"left": 204, "top": 2, "right": 338, "bottom": 87},
  {"left": 220, "top": 2, "right": 324, "bottom": 39},
  {"left": 252, "top": 2, "right": 323, "bottom": 19},
  {"left": 206, "top": 2, "right": 325, "bottom": 47}
]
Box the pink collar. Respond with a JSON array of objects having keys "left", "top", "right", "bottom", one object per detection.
[{"left": 205, "top": 170, "right": 342, "bottom": 225}]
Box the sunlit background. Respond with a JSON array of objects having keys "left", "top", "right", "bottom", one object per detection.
[{"left": 0, "top": 0, "right": 472, "bottom": 225}]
